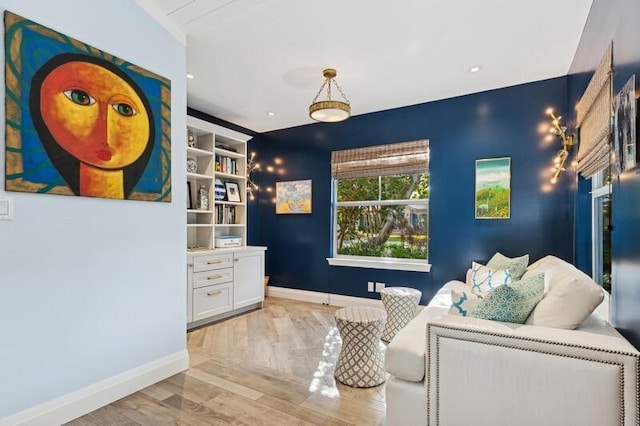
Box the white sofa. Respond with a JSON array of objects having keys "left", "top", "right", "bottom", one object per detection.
[{"left": 385, "top": 256, "right": 640, "bottom": 426}]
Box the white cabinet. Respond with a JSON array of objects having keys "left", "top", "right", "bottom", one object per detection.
[
  {"left": 187, "top": 247, "right": 266, "bottom": 329},
  {"left": 234, "top": 250, "right": 265, "bottom": 309}
]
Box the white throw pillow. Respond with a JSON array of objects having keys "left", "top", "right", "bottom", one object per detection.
[
  {"left": 449, "top": 289, "right": 486, "bottom": 317},
  {"left": 466, "top": 262, "right": 512, "bottom": 292},
  {"left": 524, "top": 255, "right": 605, "bottom": 329}
]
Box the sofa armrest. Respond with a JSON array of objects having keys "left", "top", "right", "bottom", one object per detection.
[{"left": 426, "top": 315, "right": 640, "bottom": 426}]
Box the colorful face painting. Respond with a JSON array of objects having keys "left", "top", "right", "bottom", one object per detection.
[{"left": 4, "top": 11, "right": 171, "bottom": 201}]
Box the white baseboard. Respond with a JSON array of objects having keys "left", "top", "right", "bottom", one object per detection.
[
  {"left": 1, "top": 349, "right": 189, "bottom": 426},
  {"left": 267, "top": 286, "right": 425, "bottom": 311}
]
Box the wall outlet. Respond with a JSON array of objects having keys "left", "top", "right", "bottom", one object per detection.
[
  {"left": 375, "top": 282, "right": 385, "bottom": 292},
  {"left": 367, "top": 281, "right": 374, "bottom": 292}
]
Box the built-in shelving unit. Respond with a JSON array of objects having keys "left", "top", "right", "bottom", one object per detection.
[
  {"left": 186, "top": 115, "right": 266, "bottom": 330},
  {"left": 186, "top": 115, "right": 250, "bottom": 251}
]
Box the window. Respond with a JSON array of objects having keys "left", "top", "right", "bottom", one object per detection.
[
  {"left": 327, "top": 140, "right": 430, "bottom": 272},
  {"left": 591, "top": 169, "right": 612, "bottom": 292}
]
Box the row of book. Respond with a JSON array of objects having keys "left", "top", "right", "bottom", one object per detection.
[
  {"left": 215, "top": 155, "right": 239, "bottom": 175},
  {"left": 215, "top": 204, "right": 237, "bottom": 224}
]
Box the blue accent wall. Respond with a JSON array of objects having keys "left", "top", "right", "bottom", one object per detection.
[
  {"left": 568, "top": 0, "right": 640, "bottom": 348},
  {"left": 251, "top": 77, "right": 573, "bottom": 305}
]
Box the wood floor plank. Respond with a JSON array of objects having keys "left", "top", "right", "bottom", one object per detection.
[
  {"left": 71, "top": 298, "right": 389, "bottom": 425},
  {"left": 300, "top": 392, "right": 386, "bottom": 426},
  {"left": 113, "top": 392, "right": 212, "bottom": 426},
  {"left": 185, "top": 367, "right": 264, "bottom": 400},
  {"left": 65, "top": 403, "right": 140, "bottom": 426},
  {"left": 162, "top": 394, "right": 248, "bottom": 426},
  {"left": 256, "top": 394, "right": 354, "bottom": 426}
]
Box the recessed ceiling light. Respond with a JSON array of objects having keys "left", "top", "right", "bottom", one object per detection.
[
  {"left": 468, "top": 65, "right": 482, "bottom": 73},
  {"left": 267, "top": 111, "right": 276, "bottom": 116},
  {"left": 186, "top": 73, "right": 195, "bottom": 79}
]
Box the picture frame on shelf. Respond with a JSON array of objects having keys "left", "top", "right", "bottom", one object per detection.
[
  {"left": 187, "top": 181, "right": 193, "bottom": 209},
  {"left": 225, "top": 182, "right": 241, "bottom": 202}
]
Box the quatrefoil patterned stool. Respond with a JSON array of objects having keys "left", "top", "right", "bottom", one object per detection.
[
  {"left": 380, "top": 287, "right": 422, "bottom": 343},
  {"left": 334, "top": 306, "right": 387, "bottom": 388}
]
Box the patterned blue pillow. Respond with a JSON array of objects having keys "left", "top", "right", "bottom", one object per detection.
[
  {"left": 471, "top": 273, "right": 545, "bottom": 324},
  {"left": 449, "top": 289, "right": 486, "bottom": 317},
  {"left": 468, "top": 262, "right": 512, "bottom": 292},
  {"left": 486, "top": 252, "right": 529, "bottom": 280}
]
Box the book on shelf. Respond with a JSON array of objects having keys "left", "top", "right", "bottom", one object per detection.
[
  {"left": 215, "top": 204, "right": 237, "bottom": 224},
  {"left": 215, "top": 155, "right": 238, "bottom": 175}
]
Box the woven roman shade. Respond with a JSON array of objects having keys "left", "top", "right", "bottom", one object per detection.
[
  {"left": 575, "top": 42, "right": 613, "bottom": 178},
  {"left": 331, "top": 140, "right": 429, "bottom": 179}
]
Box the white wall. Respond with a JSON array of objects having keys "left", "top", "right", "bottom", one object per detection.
[{"left": 0, "top": 0, "right": 187, "bottom": 419}]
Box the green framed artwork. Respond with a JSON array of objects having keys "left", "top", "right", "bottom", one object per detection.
[
  {"left": 4, "top": 11, "right": 171, "bottom": 202},
  {"left": 475, "top": 157, "right": 510, "bottom": 219}
]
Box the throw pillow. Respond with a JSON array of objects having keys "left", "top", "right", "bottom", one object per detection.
[
  {"left": 471, "top": 273, "right": 545, "bottom": 324},
  {"left": 487, "top": 252, "right": 529, "bottom": 280},
  {"left": 523, "top": 255, "right": 605, "bottom": 329},
  {"left": 449, "top": 289, "right": 486, "bottom": 317},
  {"left": 467, "top": 262, "right": 512, "bottom": 292}
]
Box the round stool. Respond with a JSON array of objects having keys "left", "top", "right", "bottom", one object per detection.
[
  {"left": 334, "top": 306, "right": 387, "bottom": 388},
  {"left": 380, "top": 287, "right": 422, "bottom": 342}
]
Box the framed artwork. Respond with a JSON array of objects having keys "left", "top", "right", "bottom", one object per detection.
[
  {"left": 276, "top": 179, "right": 312, "bottom": 214},
  {"left": 475, "top": 157, "right": 511, "bottom": 219},
  {"left": 4, "top": 11, "right": 171, "bottom": 202},
  {"left": 225, "top": 182, "right": 241, "bottom": 202},
  {"left": 187, "top": 182, "right": 193, "bottom": 209},
  {"left": 614, "top": 75, "right": 637, "bottom": 172}
]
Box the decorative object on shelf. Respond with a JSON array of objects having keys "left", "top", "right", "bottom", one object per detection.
[
  {"left": 276, "top": 179, "right": 312, "bottom": 214},
  {"left": 475, "top": 158, "right": 510, "bottom": 219},
  {"left": 4, "top": 11, "right": 171, "bottom": 202},
  {"left": 546, "top": 108, "right": 576, "bottom": 184},
  {"left": 186, "top": 157, "right": 198, "bottom": 174},
  {"left": 225, "top": 182, "right": 241, "bottom": 202},
  {"left": 197, "top": 185, "right": 209, "bottom": 210},
  {"left": 614, "top": 75, "right": 636, "bottom": 172},
  {"left": 309, "top": 68, "right": 351, "bottom": 123},
  {"left": 247, "top": 151, "right": 260, "bottom": 200},
  {"left": 187, "top": 129, "right": 195, "bottom": 147},
  {"left": 214, "top": 179, "right": 226, "bottom": 200},
  {"left": 187, "top": 181, "right": 193, "bottom": 209}
]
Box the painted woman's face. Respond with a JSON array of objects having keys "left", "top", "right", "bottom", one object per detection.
[{"left": 39, "top": 61, "right": 150, "bottom": 169}]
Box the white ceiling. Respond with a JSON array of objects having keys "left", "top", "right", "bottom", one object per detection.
[{"left": 148, "top": 0, "right": 593, "bottom": 133}]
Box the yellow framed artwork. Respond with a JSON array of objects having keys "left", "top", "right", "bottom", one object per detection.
[{"left": 276, "top": 179, "right": 312, "bottom": 214}]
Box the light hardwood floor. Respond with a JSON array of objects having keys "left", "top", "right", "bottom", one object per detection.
[{"left": 67, "top": 297, "right": 387, "bottom": 425}]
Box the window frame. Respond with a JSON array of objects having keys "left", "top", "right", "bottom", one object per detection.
[
  {"left": 326, "top": 175, "right": 431, "bottom": 272},
  {"left": 591, "top": 170, "right": 611, "bottom": 290}
]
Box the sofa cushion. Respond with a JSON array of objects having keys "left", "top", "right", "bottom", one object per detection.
[
  {"left": 467, "top": 262, "right": 512, "bottom": 292},
  {"left": 449, "top": 289, "right": 486, "bottom": 317},
  {"left": 487, "top": 252, "right": 529, "bottom": 280},
  {"left": 472, "top": 273, "right": 545, "bottom": 323},
  {"left": 523, "top": 256, "right": 604, "bottom": 329},
  {"left": 385, "top": 280, "right": 468, "bottom": 382}
]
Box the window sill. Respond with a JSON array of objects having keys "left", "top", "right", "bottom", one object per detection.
[{"left": 326, "top": 257, "right": 431, "bottom": 272}]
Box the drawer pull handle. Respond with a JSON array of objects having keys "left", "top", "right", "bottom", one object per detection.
[
  {"left": 207, "top": 275, "right": 223, "bottom": 280},
  {"left": 207, "top": 260, "right": 223, "bottom": 265},
  {"left": 206, "top": 290, "right": 222, "bottom": 296}
]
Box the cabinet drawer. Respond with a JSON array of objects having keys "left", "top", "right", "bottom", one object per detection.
[
  {"left": 193, "top": 267, "right": 233, "bottom": 289},
  {"left": 193, "top": 282, "right": 233, "bottom": 321},
  {"left": 193, "top": 253, "right": 233, "bottom": 272}
]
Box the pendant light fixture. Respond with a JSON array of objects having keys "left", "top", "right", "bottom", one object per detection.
[{"left": 309, "top": 68, "right": 351, "bottom": 122}]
